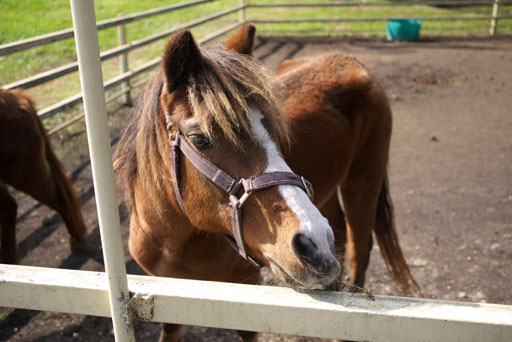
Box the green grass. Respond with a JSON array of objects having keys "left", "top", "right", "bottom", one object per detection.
[
  {"left": 0, "top": 0, "right": 239, "bottom": 131},
  {"left": 0, "top": 0, "right": 510, "bottom": 133},
  {"left": 249, "top": 1, "right": 512, "bottom": 37},
  {"left": 0, "top": 0, "right": 237, "bottom": 85}
]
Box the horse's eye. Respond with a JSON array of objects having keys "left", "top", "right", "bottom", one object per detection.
[{"left": 188, "top": 133, "right": 212, "bottom": 150}]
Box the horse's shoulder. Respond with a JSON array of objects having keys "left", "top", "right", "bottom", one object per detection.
[
  {"left": 0, "top": 89, "right": 35, "bottom": 114},
  {"left": 0, "top": 89, "right": 39, "bottom": 138}
]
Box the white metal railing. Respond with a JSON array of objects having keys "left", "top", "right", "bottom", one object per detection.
[
  {"left": 69, "top": 0, "right": 133, "bottom": 338},
  {"left": 2, "top": 264, "right": 512, "bottom": 342}
]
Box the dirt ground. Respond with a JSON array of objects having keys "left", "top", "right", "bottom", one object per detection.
[{"left": 1, "top": 36, "right": 511, "bottom": 342}]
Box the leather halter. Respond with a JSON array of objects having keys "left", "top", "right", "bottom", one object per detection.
[{"left": 166, "top": 119, "right": 314, "bottom": 268}]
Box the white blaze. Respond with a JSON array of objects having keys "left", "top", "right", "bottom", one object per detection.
[{"left": 249, "top": 106, "right": 334, "bottom": 254}]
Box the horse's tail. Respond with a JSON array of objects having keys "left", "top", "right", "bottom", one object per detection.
[
  {"left": 374, "top": 173, "right": 420, "bottom": 296},
  {"left": 35, "top": 112, "right": 87, "bottom": 245}
]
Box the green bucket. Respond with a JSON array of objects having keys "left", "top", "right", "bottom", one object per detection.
[{"left": 386, "top": 19, "right": 422, "bottom": 41}]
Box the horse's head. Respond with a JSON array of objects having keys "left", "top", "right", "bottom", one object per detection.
[{"left": 158, "top": 25, "right": 340, "bottom": 288}]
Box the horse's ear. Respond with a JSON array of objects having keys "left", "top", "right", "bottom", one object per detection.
[
  {"left": 224, "top": 24, "right": 256, "bottom": 56},
  {"left": 162, "top": 30, "right": 202, "bottom": 93}
]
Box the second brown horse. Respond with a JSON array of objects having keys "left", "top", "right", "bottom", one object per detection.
[{"left": 0, "top": 88, "right": 86, "bottom": 264}]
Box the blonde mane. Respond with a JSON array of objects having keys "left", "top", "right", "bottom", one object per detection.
[{"left": 186, "top": 47, "right": 290, "bottom": 146}]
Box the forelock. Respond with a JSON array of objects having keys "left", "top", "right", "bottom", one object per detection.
[{"left": 186, "top": 46, "right": 289, "bottom": 147}]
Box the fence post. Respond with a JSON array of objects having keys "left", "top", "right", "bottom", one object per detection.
[
  {"left": 239, "top": 0, "right": 246, "bottom": 23},
  {"left": 490, "top": 0, "right": 500, "bottom": 36},
  {"left": 69, "top": 1, "right": 135, "bottom": 341},
  {"left": 117, "top": 13, "right": 132, "bottom": 106}
]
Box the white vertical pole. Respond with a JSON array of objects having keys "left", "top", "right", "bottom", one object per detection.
[
  {"left": 69, "top": 1, "right": 135, "bottom": 341},
  {"left": 239, "top": 0, "right": 246, "bottom": 23},
  {"left": 490, "top": 0, "right": 500, "bottom": 36}
]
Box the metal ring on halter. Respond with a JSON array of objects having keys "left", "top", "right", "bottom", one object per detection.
[
  {"left": 237, "top": 192, "right": 252, "bottom": 208},
  {"left": 237, "top": 182, "right": 252, "bottom": 209},
  {"left": 301, "top": 176, "right": 313, "bottom": 201},
  {"left": 233, "top": 178, "right": 253, "bottom": 208}
]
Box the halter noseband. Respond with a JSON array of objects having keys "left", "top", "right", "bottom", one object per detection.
[{"left": 167, "top": 120, "right": 314, "bottom": 268}]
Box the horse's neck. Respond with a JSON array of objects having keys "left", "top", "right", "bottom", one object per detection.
[
  {"left": 128, "top": 182, "right": 194, "bottom": 256},
  {"left": 129, "top": 213, "right": 257, "bottom": 282}
]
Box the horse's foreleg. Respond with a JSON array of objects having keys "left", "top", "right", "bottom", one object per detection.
[
  {"left": 159, "top": 323, "right": 185, "bottom": 342},
  {"left": 0, "top": 183, "right": 18, "bottom": 264},
  {"left": 237, "top": 330, "right": 259, "bottom": 342},
  {"left": 338, "top": 98, "right": 389, "bottom": 289},
  {"left": 319, "top": 191, "right": 347, "bottom": 291},
  {"left": 339, "top": 182, "right": 380, "bottom": 289}
]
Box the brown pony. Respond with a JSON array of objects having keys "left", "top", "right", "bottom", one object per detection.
[
  {"left": 0, "top": 88, "right": 86, "bottom": 264},
  {"left": 115, "top": 25, "right": 418, "bottom": 342}
]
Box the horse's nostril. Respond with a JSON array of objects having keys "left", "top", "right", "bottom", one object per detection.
[{"left": 292, "top": 233, "right": 321, "bottom": 268}]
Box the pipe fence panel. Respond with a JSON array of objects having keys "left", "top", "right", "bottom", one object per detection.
[
  {"left": 248, "top": 0, "right": 512, "bottom": 36},
  {"left": 0, "top": 0, "right": 245, "bottom": 135},
  {"left": 0, "top": 0, "right": 213, "bottom": 56},
  {"left": 0, "top": 0, "right": 510, "bottom": 135},
  {"left": 2, "top": 264, "right": 512, "bottom": 342}
]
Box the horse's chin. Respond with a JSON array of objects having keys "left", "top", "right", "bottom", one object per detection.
[{"left": 267, "top": 257, "right": 335, "bottom": 290}]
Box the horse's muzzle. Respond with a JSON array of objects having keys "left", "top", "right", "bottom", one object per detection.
[{"left": 292, "top": 233, "right": 341, "bottom": 286}]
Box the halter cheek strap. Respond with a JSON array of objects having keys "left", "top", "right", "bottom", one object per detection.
[{"left": 168, "top": 128, "right": 314, "bottom": 269}]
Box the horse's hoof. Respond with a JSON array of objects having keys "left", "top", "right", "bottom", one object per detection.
[
  {"left": 70, "top": 234, "right": 87, "bottom": 245},
  {"left": 70, "top": 240, "right": 89, "bottom": 254},
  {"left": 237, "top": 330, "right": 259, "bottom": 342},
  {"left": 0, "top": 256, "right": 19, "bottom": 265}
]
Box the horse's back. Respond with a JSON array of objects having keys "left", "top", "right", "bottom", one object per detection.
[
  {"left": 0, "top": 89, "right": 37, "bottom": 123},
  {"left": 0, "top": 89, "right": 46, "bottom": 185},
  {"left": 277, "top": 52, "right": 392, "bottom": 205},
  {"left": 0, "top": 89, "right": 41, "bottom": 147}
]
